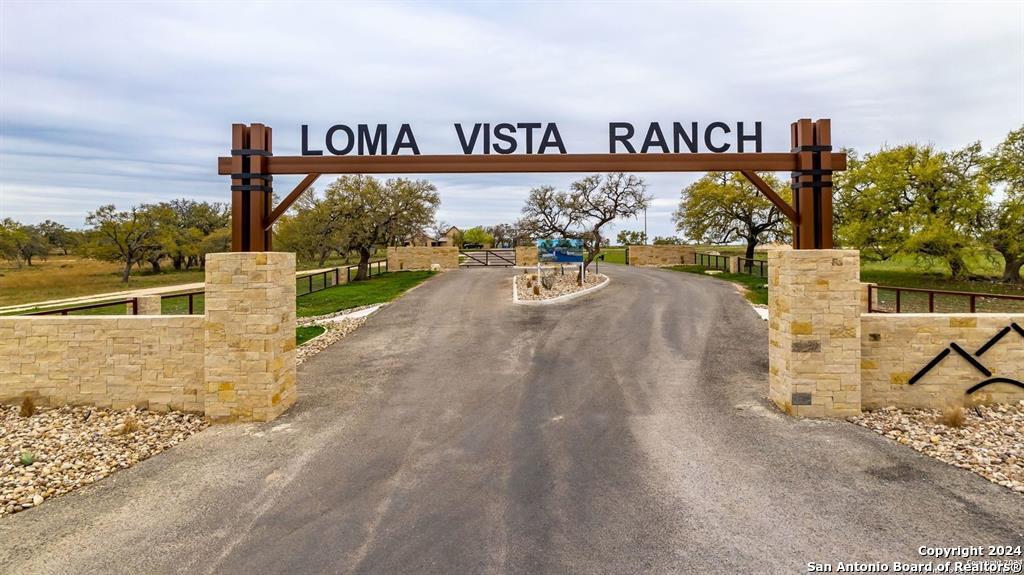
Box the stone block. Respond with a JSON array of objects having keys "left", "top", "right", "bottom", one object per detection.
[{"left": 203, "top": 252, "right": 296, "bottom": 422}]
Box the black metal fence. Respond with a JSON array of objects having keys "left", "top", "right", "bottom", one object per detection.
[
  {"left": 25, "top": 298, "right": 139, "bottom": 316},
  {"left": 346, "top": 259, "right": 387, "bottom": 281},
  {"left": 162, "top": 290, "right": 204, "bottom": 315},
  {"left": 696, "top": 252, "right": 730, "bottom": 272},
  {"left": 736, "top": 257, "right": 768, "bottom": 278},
  {"left": 868, "top": 284, "right": 1024, "bottom": 314}
]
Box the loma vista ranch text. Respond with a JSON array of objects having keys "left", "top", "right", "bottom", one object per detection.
[{"left": 300, "top": 121, "right": 765, "bottom": 156}]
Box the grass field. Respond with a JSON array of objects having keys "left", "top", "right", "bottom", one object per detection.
[
  {"left": 599, "top": 247, "right": 627, "bottom": 264},
  {"left": 296, "top": 271, "right": 434, "bottom": 318},
  {"left": 0, "top": 257, "right": 206, "bottom": 307}
]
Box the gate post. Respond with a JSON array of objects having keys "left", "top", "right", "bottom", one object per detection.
[
  {"left": 230, "top": 123, "right": 274, "bottom": 252},
  {"left": 768, "top": 248, "right": 861, "bottom": 417},
  {"left": 203, "top": 252, "right": 296, "bottom": 422},
  {"left": 791, "top": 119, "right": 834, "bottom": 250}
]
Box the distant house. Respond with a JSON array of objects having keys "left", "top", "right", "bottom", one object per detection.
[
  {"left": 401, "top": 226, "right": 462, "bottom": 247},
  {"left": 437, "top": 226, "right": 462, "bottom": 247}
]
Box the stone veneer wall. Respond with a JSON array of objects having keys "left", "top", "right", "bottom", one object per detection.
[
  {"left": 1, "top": 252, "right": 299, "bottom": 423},
  {"left": 515, "top": 246, "right": 538, "bottom": 266},
  {"left": 203, "top": 252, "right": 296, "bottom": 422},
  {"left": 627, "top": 245, "right": 695, "bottom": 267},
  {"left": 861, "top": 313, "right": 1024, "bottom": 409},
  {"left": 387, "top": 246, "right": 458, "bottom": 270},
  {"left": 0, "top": 316, "right": 205, "bottom": 412},
  {"left": 768, "top": 249, "right": 862, "bottom": 417}
]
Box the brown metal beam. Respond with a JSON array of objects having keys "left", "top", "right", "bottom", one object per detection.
[
  {"left": 739, "top": 170, "right": 799, "bottom": 224},
  {"left": 219, "top": 152, "right": 847, "bottom": 176},
  {"left": 265, "top": 173, "right": 321, "bottom": 230}
]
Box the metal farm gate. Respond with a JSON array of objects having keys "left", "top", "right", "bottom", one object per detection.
[{"left": 459, "top": 249, "right": 515, "bottom": 267}]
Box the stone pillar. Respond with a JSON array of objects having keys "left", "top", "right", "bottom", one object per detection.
[
  {"left": 515, "top": 246, "right": 538, "bottom": 267},
  {"left": 203, "top": 252, "right": 296, "bottom": 422},
  {"left": 728, "top": 256, "right": 740, "bottom": 274},
  {"left": 335, "top": 266, "right": 349, "bottom": 285},
  {"left": 860, "top": 282, "right": 876, "bottom": 313},
  {"left": 131, "top": 295, "right": 162, "bottom": 315},
  {"left": 768, "top": 249, "right": 861, "bottom": 417}
]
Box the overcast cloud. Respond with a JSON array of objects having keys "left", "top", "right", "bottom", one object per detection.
[{"left": 1, "top": 1, "right": 1021, "bottom": 239}]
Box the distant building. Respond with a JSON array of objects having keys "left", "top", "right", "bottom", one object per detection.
[
  {"left": 401, "top": 226, "right": 462, "bottom": 247},
  {"left": 437, "top": 226, "right": 462, "bottom": 247}
]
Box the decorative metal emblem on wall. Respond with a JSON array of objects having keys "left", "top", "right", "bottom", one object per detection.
[{"left": 908, "top": 323, "right": 1024, "bottom": 395}]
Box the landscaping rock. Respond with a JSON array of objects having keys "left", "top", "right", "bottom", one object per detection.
[
  {"left": 851, "top": 401, "right": 1024, "bottom": 494},
  {"left": 515, "top": 271, "right": 607, "bottom": 302},
  {"left": 0, "top": 405, "right": 208, "bottom": 517},
  {"left": 296, "top": 315, "right": 369, "bottom": 365}
]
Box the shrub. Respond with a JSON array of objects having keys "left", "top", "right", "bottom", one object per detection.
[
  {"left": 19, "top": 451, "right": 35, "bottom": 466},
  {"left": 19, "top": 395, "right": 35, "bottom": 418},
  {"left": 533, "top": 285, "right": 540, "bottom": 295},
  {"left": 541, "top": 275, "right": 555, "bottom": 290},
  {"left": 115, "top": 415, "right": 140, "bottom": 436},
  {"left": 938, "top": 405, "right": 965, "bottom": 428}
]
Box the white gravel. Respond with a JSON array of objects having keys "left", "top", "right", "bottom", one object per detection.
[
  {"left": 851, "top": 401, "right": 1024, "bottom": 494},
  {"left": 296, "top": 317, "right": 367, "bottom": 365},
  {"left": 1, "top": 405, "right": 208, "bottom": 517}
]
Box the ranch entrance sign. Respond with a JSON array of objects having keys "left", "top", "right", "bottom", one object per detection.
[{"left": 217, "top": 118, "right": 845, "bottom": 252}]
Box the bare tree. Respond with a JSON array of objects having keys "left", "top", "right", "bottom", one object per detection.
[{"left": 519, "top": 173, "right": 650, "bottom": 274}]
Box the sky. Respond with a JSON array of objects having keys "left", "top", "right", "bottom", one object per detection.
[{"left": 1, "top": 1, "right": 1022, "bottom": 240}]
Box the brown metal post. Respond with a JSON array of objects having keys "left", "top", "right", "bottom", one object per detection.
[
  {"left": 230, "top": 123, "right": 274, "bottom": 251},
  {"left": 790, "top": 118, "right": 835, "bottom": 249},
  {"left": 230, "top": 124, "right": 247, "bottom": 251}
]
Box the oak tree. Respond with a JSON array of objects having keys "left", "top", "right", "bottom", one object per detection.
[{"left": 672, "top": 172, "right": 790, "bottom": 260}]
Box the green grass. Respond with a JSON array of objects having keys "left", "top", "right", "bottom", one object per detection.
[
  {"left": 296, "top": 270, "right": 434, "bottom": 318},
  {"left": 599, "top": 247, "right": 627, "bottom": 264},
  {"left": 296, "top": 325, "right": 326, "bottom": 346},
  {"left": 666, "top": 265, "right": 768, "bottom": 305}
]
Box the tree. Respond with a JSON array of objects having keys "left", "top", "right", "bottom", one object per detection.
[
  {"left": 274, "top": 188, "right": 346, "bottom": 267},
  {"left": 485, "top": 223, "right": 516, "bottom": 247},
  {"left": 519, "top": 172, "right": 650, "bottom": 274},
  {"left": 833, "top": 149, "right": 910, "bottom": 261},
  {"left": 983, "top": 126, "right": 1024, "bottom": 283},
  {"left": 0, "top": 220, "right": 49, "bottom": 266},
  {"left": 462, "top": 226, "right": 494, "bottom": 248},
  {"left": 835, "top": 144, "right": 989, "bottom": 278},
  {"left": 197, "top": 228, "right": 231, "bottom": 265},
  {"left": 672, "top": 172, "right": 790, "bottom": 260},
  {"left": 84, "top": 205, "right": 164, "bottom": 282},
  {"left": 160, "top": 199, "right": 230, "bottom": 270},
  {"left": 37, "top": 220, "right": 76, "bottom": 255},
  {"left": 615, "top": 230, "right": 646, "bottom": 245},
  {"left": 325, "top": 175, "right": 440, "bottom": 280},
  {"left": 0, "top": 219, "right": 49, "bottom": 267},
  {"left": 652, "top": 235, "right": 685, "bottom": 245}
]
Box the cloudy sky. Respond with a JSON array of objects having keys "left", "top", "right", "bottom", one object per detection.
[{"left": 1, "top": 1, "right": 1021, "bottom": 239}]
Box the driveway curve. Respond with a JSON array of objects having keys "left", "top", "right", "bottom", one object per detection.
[{"left": 1, "top": 265, "right": 1021, "bottom": 574}]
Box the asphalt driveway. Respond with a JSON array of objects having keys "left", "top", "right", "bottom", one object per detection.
[{"left": 1, "top": 265, "right": 1021, "bottom": 574}]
